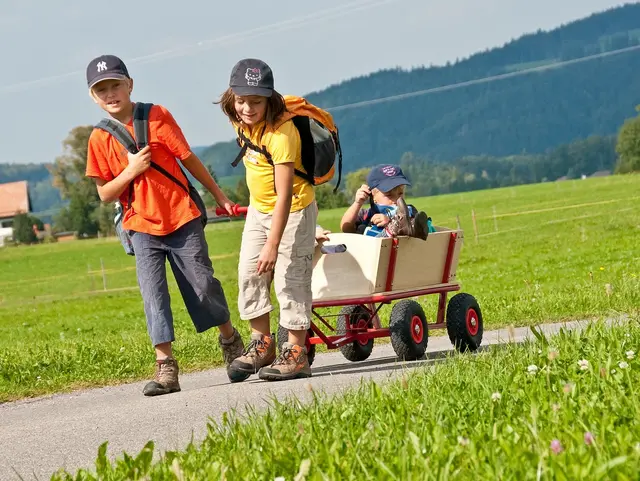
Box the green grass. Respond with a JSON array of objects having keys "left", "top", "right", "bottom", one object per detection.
[
  {"left": 50, "top": 319, "right": 640, "bottom": 480},
  {"left": 1, "top": 174, "right": 639, "bottom": 402}
]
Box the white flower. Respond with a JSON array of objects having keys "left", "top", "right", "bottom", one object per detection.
[
  {"left": 626, "top": 350, "right": 635, "bottom": 360},
  {"left": 527, "top": 365, "right": 538, "bottom": 374},
  {"left": 120, "top": 347, "right": 125, "bottom": 353},
  {"left": 274, "top": 477, "right": 285, "bottom": 481},
  {"left": 619, "top": 361, "right": 629, "bottom": 369},
  {"left": 457, "top": 436, "right": 469, "bottom": 446},
  {"left": 491, "top": 392, "right": 501, "bottom": 402},
  {"left": 578, "top": 359, "right": 590, "bottom": 371}
]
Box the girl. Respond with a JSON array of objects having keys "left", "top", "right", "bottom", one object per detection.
[{"left": 216, "top": 58, "right": 317, "bottom": 382}]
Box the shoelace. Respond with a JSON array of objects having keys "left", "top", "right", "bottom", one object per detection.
[
  {"left": 242, "top": 338, "right": 266, "bottom": 357},
  {"left": 272, "top": 347, "right": 295, "bottom": 366}
]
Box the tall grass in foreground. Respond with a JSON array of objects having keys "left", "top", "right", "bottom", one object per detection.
[{"left": 52, "top": 319, "right": 640, "bottom": 480}]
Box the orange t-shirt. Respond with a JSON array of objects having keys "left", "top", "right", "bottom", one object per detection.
[{"left": 86, "top": 104, "right": 201, "bottom": 236}]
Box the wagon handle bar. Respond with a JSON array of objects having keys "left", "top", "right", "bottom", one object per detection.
[{"left": 215, "top": 205, "right": 248, "bottom": 217}]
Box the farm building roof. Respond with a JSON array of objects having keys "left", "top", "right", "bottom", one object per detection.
[{"left": 0, "top": 181, "right": 30, "bottom": 218}]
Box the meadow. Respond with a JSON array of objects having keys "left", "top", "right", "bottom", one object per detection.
[
  {"left": 0, "top": 174, "right": 638, "bottom": 402},
  {"left": 51, "top": 319, "right": 640, "bottom": 480}
]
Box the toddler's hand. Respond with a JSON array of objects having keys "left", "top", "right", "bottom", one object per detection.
[
  {"left": 355, "top": 184, "right": 371, "bottom": 204},
  {"left": 371, "top": 213, "right": 390, "bottom": 227}
]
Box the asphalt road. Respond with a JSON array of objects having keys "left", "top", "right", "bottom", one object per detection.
[{"left": 0, "top": 319, "right": 598, "bottom": 480}]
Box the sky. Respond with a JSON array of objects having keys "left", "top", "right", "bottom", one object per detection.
[{"left": 0, "top": 0, "right": 628, "bottom": 165}]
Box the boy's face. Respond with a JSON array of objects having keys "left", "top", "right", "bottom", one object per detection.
[
  {"left": 234, "top": 95, "right": 267, "bottom": 126},
  {"left": 372, "top": 185, "right": 405, "bottom": 205},
  {"left": 90, "top": 78, "right": 132, "bottom": 115}
]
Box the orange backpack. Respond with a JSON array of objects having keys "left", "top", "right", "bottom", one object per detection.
[{"left": 231, "top": 95, "right": 343, "bottom": 191}]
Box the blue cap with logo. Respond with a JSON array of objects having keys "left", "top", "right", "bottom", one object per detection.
[
  {"left": 366, "top": 164, "right": 411, "bottom": 193},
  {"left": 86, "top": 54, "right": 130, "bottom": 89}
]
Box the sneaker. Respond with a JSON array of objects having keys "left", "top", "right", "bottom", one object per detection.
[
  {"left": 219, "top": 328, "right": 248, "bottom": 383},
  {"left": 411, "top": 211, "right": 430, "bottom": 241},
  {"left": 258, "top": 342, "right": 312, "bottom": 381},
  {"left": 143, "top": 357, "right": 181, "bottom": 396},
  {"left": 385, "top": 197, "right": 412, "bottom": 237},
  {"left": 227, "top": 332, "right": 276, "bottom": 382}
]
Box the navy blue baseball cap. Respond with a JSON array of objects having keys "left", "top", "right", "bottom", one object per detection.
[
  {"left": 86, "top": 55, "right": 130, "bottom": 89},
  {"left": 366, "top": 164, "right": 411, "bottom": 192}
]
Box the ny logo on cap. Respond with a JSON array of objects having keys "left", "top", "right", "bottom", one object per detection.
[
  {"left": 245, "top": 68, "right": 261, "bottom": 86},
  {"left": 97, "top": 61, "right": 107, "bottom": 72}
]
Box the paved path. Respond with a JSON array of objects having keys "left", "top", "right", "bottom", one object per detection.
[{"left": 0, "top": 319, "right": 604, "bottom": 480}]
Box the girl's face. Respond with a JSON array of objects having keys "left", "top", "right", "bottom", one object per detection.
[{"left": 234, "top": 95, "right": 268, "bottom": 126}]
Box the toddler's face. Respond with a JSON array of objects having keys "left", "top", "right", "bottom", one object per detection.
[{"left": 372, "top": 185, "right": 405, "bottom": 205}]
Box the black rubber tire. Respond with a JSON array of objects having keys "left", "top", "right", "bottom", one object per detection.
[
  {"left": 389, "top": 300, "right": 428, "bottom": 361},
  {"left": 336, "top": 305, "right": 374, "bottom": 362},
  {"left": 277, "top": 325, "right": 316, "bottom": 367},
  {"left": 446, "top": 293, "right": 483, "bottom": 352}
]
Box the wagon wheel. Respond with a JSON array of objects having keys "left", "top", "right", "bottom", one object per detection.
[
  {"left": 446, "top": 293, "right": 483, "bottom": 352},
  {"left": 336, "top": 305, "right": 374, "bottom": 362},
  {"left": 277, "top": 325, "right": 317, "bottom": 367},
  {"left": 389, "top": 300, "right": 428, "bottom": 361}
]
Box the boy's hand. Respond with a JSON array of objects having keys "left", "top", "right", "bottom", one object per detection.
[
  {"left": 214, "top": 192, "right": 236, "bottom": 216},
  {"left": 371, "top": 213, "right": 390, "bottom": 227},
  {"left": 127, "top": 146, "right": 152, "bottom": 176},
  {"left": 354, "top": 184, "right": 371, "bottom": 204}
]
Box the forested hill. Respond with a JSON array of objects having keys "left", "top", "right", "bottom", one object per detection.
[{"left": 199, "top": 2, "right": 640, "bottom": 177}]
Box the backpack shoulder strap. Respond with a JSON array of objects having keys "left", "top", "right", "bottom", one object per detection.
[
  {"left": 231, "top": 126, "right": 272, "bottom": 167},
  {"left": 95, "top": 118, "right": 138, "bottom": 154},
  {"left": 132, "top": 102, "right": 153, "bottom": 150}
]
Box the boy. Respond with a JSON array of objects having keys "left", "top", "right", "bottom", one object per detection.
[
  {"left": 340, "top": 164, "right": 433, "bottom": 239},
  {"left": 84, "top": 54, "right": 245, "bottom": 396}
]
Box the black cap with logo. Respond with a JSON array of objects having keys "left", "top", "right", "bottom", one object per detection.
[
  {"left": 229, "top": 58, "right": 274, "bottom": 97},
  {"left": 86, "top": 54, "right": 131, "bottom": 89}
]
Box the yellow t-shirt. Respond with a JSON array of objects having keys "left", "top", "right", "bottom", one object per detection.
[{"left": 236, "top": 120, "right": 315, "bottom": 214}]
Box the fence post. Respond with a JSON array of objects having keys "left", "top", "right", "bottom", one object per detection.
[
  {"left": 100, "top": 258, "right": 107, "bottom": 291},
  {"left": 471, "top": 209, "right": 479, "bottom": 243},
  {"left": 492, "top": 206, "right": 498, "bottom": 232}
]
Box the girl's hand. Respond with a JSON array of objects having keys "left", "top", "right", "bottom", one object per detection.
[
  {"left": 257, "top": 241, "right": 278, "bottom": 275},
  {"left": 371, "top": 213, "right": 390, "bottom": 227},
  {"left": 315, "top": 226, "right": 331, "bottom": 242}
]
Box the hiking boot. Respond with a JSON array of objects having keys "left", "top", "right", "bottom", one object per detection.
[
  {"left": 411, "top": 211, "right": 430, "bottom": 241},
  {"left": 228, "top": 332, "right": 277, "bottom": 382},
  {"left": 143, "top": 357, "right": 181, "bottom": 396},
  {"left": 385, "top": 197, "right": 412, "bottom": 237},
  {"left": 219, "top": 328, "right": 249, "bottom": 383},
  {"left": 258, "top": 342, "right": 312, "bottom": 381}
]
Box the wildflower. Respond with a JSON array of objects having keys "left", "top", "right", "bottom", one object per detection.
[
  {"left": 563, "top": 383, "right": 574, "bottom": 394},
  {"left": 457, "top": 436, "right": 469, "bottom": 446},
  {"left": 626, "top": 350, "right": 635, "bottom": 360},
  {"left": 578, "top": 359, "right": 589, "bottom": 371},
  {"left": 36, "top": 376, "right": 42, "bottom": 381},
  {"left": 599, "top": 267, "right": 605, "bottom": 271},
  {"left": 527, "top": 365, "right": 538, "bottom": 374},
  {"left": 491, "top": 392, "right": 502, "bottom": 402},
  {"left": 584, "top": 432, "right": 594, "bottom": 446},
  {"left": 119, "top": 347, "right": 125, "bottom": 353},
  {"left": 618, "top": 361, "right": 629, "bottom": 369},
  {"left": 550, "top": 439, "right": 563, "bottom": 454},
  {"left": 611, "top": 369, "right": 617, "bottom": 374},
  {"left": 275, "top": 477, "right": 285, "bottom": 481},
  {"left": 552, "top": 403, "right": 560, "bottom": 412}
]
